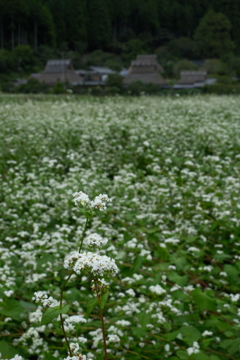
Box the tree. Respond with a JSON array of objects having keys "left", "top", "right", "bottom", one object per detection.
[
  {"left": 87, "top": 0, "right": 111, "bottom": 50},
  {"left": 194, "top": 10, "right": 235, "bottom": 58},
  {"left": 65, "top": 0, "right": 87, "bottom": 50}
]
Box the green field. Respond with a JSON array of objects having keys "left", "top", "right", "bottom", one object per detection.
[{"left": 0, "top": 95, "right": 240, "bottom": 360}]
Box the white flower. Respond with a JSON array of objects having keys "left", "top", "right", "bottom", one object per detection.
[
  {"left": 186, "top": 342, "right": 200, "bottom": 355},
  {"left": 202, "top": 330, "right": 213, "bottom": 337},
  {"left": 4, "top": 290, "right": 14, "bottom": 297},
  {"left": 65, "top": 315, "right": 87, "bottom": 324},
  {"left": 126, "top": 289, "right": 136, "bottom": 297},
  {"left": 107, "top": 334, "right": 120, "bottom": 343},
  {"left": 64, "top": 251, "right": 119, "bottom": 278},
  {"left": 70, "top": 342, "right": 80, "bottom": 354},
  {"left": 10, "top": 356, "right": 24, "bottom": 360},
  {"left": 32, "top": 291, "right": 59, "bottom": 308},
  {"left": 116, "top": 320, "right": 131, "bottom": 326},
  {"left": 90, "top": 193, "right": 111, "bottom": 211},
  {"left": 73, "top": 191, "right": 90, "bottom": 207},
  {"left": 85, "top": 233, "right": 108, "bottom": 248},
  {"left": 149, "top": 284, "right": 166, "bottom": 295}
]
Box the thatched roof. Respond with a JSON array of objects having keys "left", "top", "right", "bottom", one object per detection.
[
  {"left": 177, "top": 71, "right": 207, "bottom": 85},
  {"left": 123, "top": 54, "right": 166, "bottom": 86},
  {"left": 131, "top": 54, "right": 164, "bottom": 73},
  {"left": 39, "top": 59, "right": 83, "bottom": 85},
  {"left": 123, "top": 73, "right": 166, "bottom": 85}
]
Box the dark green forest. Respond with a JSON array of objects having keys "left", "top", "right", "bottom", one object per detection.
[
  {"left": 1, "top": 0, "right": 240, "bottom": 53},
  {"left": 1, "top": 0, "right": 240, "bottom": 89}
]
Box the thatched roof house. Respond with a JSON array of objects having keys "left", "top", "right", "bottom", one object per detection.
[
  {"left": 38, "top": 59, "right": 83, "bottom": 86},
  {"left": 75, "top": 66, "right": 116, "bottom": 85},
  {"left": 176, "top": 71, "right": 207, "bottom": 87},
  {"left": 123, "top": 55, "right": 166, "bottom": 86}
]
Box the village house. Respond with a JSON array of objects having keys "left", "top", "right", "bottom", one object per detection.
[
  {"left": 76, "top": 66, "right": 116, "bottom": 86},
  {"left": 174, "top": 71, "right": 207, "bottom": 88},
  {"left": 38, "top": 59, "right": 83, "bottom": 86},
  {"left": 123, "top": 54, "right": 166, "bottom": 86}
]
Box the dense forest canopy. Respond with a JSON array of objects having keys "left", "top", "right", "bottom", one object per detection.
[{"left": 0, "top": 0, "right": 240, "bottom": 53}]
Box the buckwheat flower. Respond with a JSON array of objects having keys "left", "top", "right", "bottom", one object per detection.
[
  {"left": 65, "top": 315, "right": 87, "bottom": 324},
  {"left": 186, "top": 342, "right": 200, "bottom": 355},
  {"left": 70, "top": 342, "right": 80, "bottom": 354},
  {"left": 107, "top": 334, "right": 120, "bottom": 343},
  {"left": 85, "top": 233, "right": 108, "bottom": 248},
  {"left": 4, "top": 290, "right": 14, "bottom": 297},
  {"left": 149, "top": 284, "right": 166, "bottom": 295},
  {"left": 32, "top": 291, "right": 59, "bottom": 308},
  {"left": 90, "top": 194, "right": 111, "bottom": 211},
  {"left": 78, "top": 336, "right": 88, "bottom": 344},
  {"left": 10, "top": 356, "right": 24, "bottom": 360},
  {"left": 73, "top": 191, "right": 90, "bottom": 207},
  {"left": 202, "top": 330, "right": 213, "bottom": 337},
  {"left": 64, "top": 251, "right": 119, "bottom": 278},
  {"left": 126, "top": 288, "right": 136, "bottom": 297},
  {"left": 164, "top": 344, "right": 170, "bottom": 352},
  {"left": 116, "top": 320, "right": 131, "bottom": 326}
]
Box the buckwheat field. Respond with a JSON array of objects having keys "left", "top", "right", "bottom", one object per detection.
[{"left": 0, "top": 95, "right": 240, "bottom": 360}]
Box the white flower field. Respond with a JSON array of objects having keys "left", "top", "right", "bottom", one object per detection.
[{"left": 0, "top": 95, "right": 240, "bottom": 360}]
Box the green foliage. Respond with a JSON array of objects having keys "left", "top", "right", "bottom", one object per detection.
[
  {"left": 174, "top": 60, "right": 198, "bottom": 77},
  {"left": 100, "top": 292, "right": 109, "bottom": 309},
  {"left": 13, "top": 45, "right": 34, "bottom": 71},
  {"left": 14, "top": 78, "right": 49, "bottom": 94},
  {"left": 0, "top": 94, "right": 240, "bottom": 359},
  {"left": 40, "top": 305, "right": 69, "bottom": 326},
  {"left": 194, "top": 10, "right": 235, "bottom": 58},
  {"left": 106, "top": 73, "right": 123, "bottom": 89},
  {"left": 0, "top": 49, "right": 15, "bottom": 73},
  {"left": 201, "top": 59, "right": 229, "bottom": 76},
  {"left": 51, "top": 81, "right": 66, "bottom": 94},
  {"left": 203, "top": 83, "right": 240, "bottom": 94},
  {"left": 168, "top": 37, "right": 197, "bottom": 59}
]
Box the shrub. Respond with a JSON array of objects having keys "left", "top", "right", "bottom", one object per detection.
[
  {"left": 201, "top": 59, "right": 229, "bottom": 76},
  {"left": 174, "top": 60, "right": 198, "bottom": 78},
  {"left": 51, "top": 81, "right": 66, "bottom": 94},
  {"left": 14, "top": 78, "right": 49, "bottom": 94}
]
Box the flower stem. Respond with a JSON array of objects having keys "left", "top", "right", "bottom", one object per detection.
[
  {"left": 59, "top": 217, "right": 89, "bottom": 356},
  {"left": 78, "top": 217, "right": 89, "bottom": 253},
  {"left": 94, "top": 279, "right": 108, "bottom": 360},
  {"left": 60, "top": 271, "right": 74, "bottom": 356}
]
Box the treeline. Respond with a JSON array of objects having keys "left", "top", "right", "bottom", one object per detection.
[{"left": 1, "top": 0, "right": 240, "bottom": 53}]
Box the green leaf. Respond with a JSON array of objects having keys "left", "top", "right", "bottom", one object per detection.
[
  {"left": 78, "top": 208, "right": 94, "bottom": 218},
  {"left": 138, "top": 312, "right": 151, "bottom": 328},
  {"left": 156, "top": 246, "right": 169, "bottom": 261},
  {"left": 224, "top": 264, "right": 239, "bottom": 284},
  {"left": 86, "top": 298, "right": 98, "bottom": 317},
  {"left": 164, "top": 330, "right": 179, "bottom": 341},
  {"left": 100, "top": 292, "right": 109, "bottom": 309},
  {"left": 168, "top": 272, "right": 188, "bottom": 286},
  {"left": 179, "top": 325, "right": 201, "bottom": 346},
  {"left": 0, "top": 340, "right": 19, "bottom": 357},
  {"left": 176, "top": 350, "right": 188, "bottom": 360},
  {"left": 191, "top": 289, "right": 216, "bottom": 311},
  {"left": 220, "top": 338, "right": 240, "bottom": 355},
  {"left": 133, "top": 256, "right": 143, "bottom": 271},
  {"left": 40, "top": 305, "right": 69, "bottom": 326},
  {"left": 132, "top": 326, "right": 146, "bottom": 338},
  {"left": 42, "top": 353, "right": 58, "bottom": 360},
  {"left": 0, "top": 300, "right": 24, "bottom": 320}
]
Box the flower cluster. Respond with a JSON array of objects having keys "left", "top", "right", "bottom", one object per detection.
[
  {"left": 32, "top": 291, "right": 58, "bottom": 308},
  {"left": 64, "top": 251, "right": 119, "bottom": 278},
  {"left": 64, "top": 355, "right": 92, "bottom": 360},
  {"left": 73, "top": 191, "right": 111, "bottom": 212},
  {"left": 85, "top": 233, "right": 108, "bottom": 248}
]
